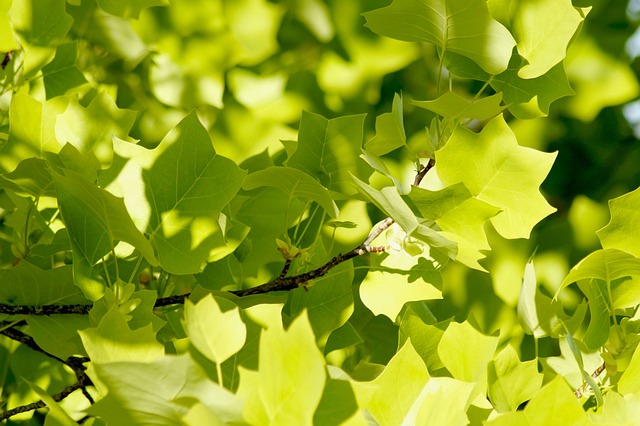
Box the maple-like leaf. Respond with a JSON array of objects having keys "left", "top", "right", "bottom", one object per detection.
[{"left": 435, "top": 115, "right": 556, "bottom": 239}]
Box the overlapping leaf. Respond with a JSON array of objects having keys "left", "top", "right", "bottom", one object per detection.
[
  {"left": 11, "top": 0, "right": 73, "bottom": 46},
  {"left": 365, "top": 93, "right": 406, "bottom": 156},
  {"left": 406, "top": 183, "right": 500, "bottom": 270},
  {"left": 239, "top": 311, "right": 325, "bottom": 425},
  {"left": 288, "top": 111, "right": 367, "bottom": 195},
  {"left": 243, "top": 166, "right": 338, "bottom": 218},
  {"left": 436, "top": 115, "right": 557, "bottom": 239},
  {"left": 512, "top": 0, "right": 589, "bottom": 79},
  {"left": 412, "top": 92, "right": 504, "bottom": 121},
  {"left": 4, "top": 93, "right": 64, "bottom": 171},
  {"left": 145, "top": 111, "right": 246, "bottom": 274},
  {"left": 597, "top": 186, "right": 640, "bottom": 258},
  {"left": 363, "top": 0, "right": 515, "bottom": 75},
  {"left": 41, "top": 42, "right": 87, "bottom": 99},
  {"left": 185, "top": 294, "right": 246, "bottom": 365},
  {"left": 54, "top": 169, "right": 158, "bottom": 300}
]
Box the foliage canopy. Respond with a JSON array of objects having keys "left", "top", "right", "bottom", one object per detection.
[{"left": 1, "top": 0, "right": 640, "bottom": 424}]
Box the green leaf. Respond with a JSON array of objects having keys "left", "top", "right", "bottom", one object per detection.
[
  {"left": 185, "top": 294, "right": 246, "bottom": 365},
  {"left": 360, "top": 251, "right": 442, "bottom": 321},
  {"left": 88, "top": 354, "right": 245, "bottom": 425},
  {"left": 55, "top": 92, "right": 137, "bottom": 165},
  {"left": 53, "top": 168, "right": 158, "bottom": 300},
  {"left": 79, "top": 306, "right": 164, "bottom": 363},
  {"left": 582, "top": 280, "right": 611, "bottom": 350},
  {"left": 363, "top": 0, "right": 515, "bottom": 75},
  {"left": 413, "top": 377, "right": 475, "bottom": 426},
  {"left": 411, "top": 92, "right": 505, "bottom": 121},
  {"left": 359, "top": 150, "right": 404, "bottom": 192},
  {"left": 0, "top": 158, "right": 54, "bottom": 197},
  {"left": 351, "top": 179, "right": 418, "bottom": 233},
  {"left": 564, "top": 37, "right": 639, "bottom": 121},
  {"left": 96, "top": 0, "right": 169, "bottom": 19},
  {"left": 286, "top": 261, "right": 354, "bottom": 347},
  {"left": 239, "top": 311, "right": 326, "bottom": 425},
  {"left": 518, "top": 261, "right": 587, "bottom": 339},
  {"left": 399, "top": 305, "right": 448, "bottom": 372},
  {"left": 26, "top": 380, "right": 78, "bottom": 426},
  {"left": 4, "top": 92, "right": 64, "bottom": 171},
  {"left": 437, "top": 321, "right": 498, "bottom": 384},
  {"left": 491, "top": 55, "right": 575, "bottom": 119},
  {"left": 488, "top": 345, "right": 543, "bottom": 412},
  {"left": 517, "top": 259, "right": 543, "bottom": 337},
  {"left": 243, "top": 166, "right": 338, "bottom": 218},
  {"left": 436, "top": 114, "right": 557, "bottom": 239},
  {"left": 618, "top": 345, "right": 640, "bottom": 395},
  {"left": 313, "top": 374, "right": 359, "bottom": 425},
  {"left": 41, "top": 42, "right": 88, "bottom": 99},
  {"left": 558, "top": 249, "right": 640, "bottom": 296},
  {"left": 364, "top": 339, "right": 430, "bottom": 425},
  {"left": 287, "top": 111, "right": 367, "bottom": 195},
  {"left": 145, "top": 111, "right": 246, "bottom": 274},
  {"left": 513, "top": 0, "right": 589, "bottom": 79},
  {"left": 47, "top": 142, "right": 101, "bottom": 184},
  {"left": 365, "top": 93, "right": 406, "bottom": 156},
  {"left": 0, "top": 262, "right": 85, "bottom": 306},
  {"left": 0, "top": 1, "right": 17, "bottom": 51},
  {"left": 523, "top": 376, "right": 589, "bottom": 425},
  {"left": 406, "top": 183, "right": 500, "bottom": 270},
  {"left": 11, "top": 0, "right": 73, "bottom": 46},
  {"left": 563, "top": 327, "right": 604, "bottom": 406},
  {"left": 597, "top": 186, "right": 640, "bottom": 258},
  {"left": 28, "top": 315, "right": 89, "bottom": 360}
]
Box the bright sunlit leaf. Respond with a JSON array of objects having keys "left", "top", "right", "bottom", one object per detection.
[
  {"left": 363, "top": 0, "right": 515, "bottom": 75},
  {"left": 436, "top": 114, "right": 557, "bottom": 239}
]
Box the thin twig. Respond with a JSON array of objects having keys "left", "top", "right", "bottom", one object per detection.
[
  {"left": 277, "top": 258, "right": 292, "bottom": 280},
  {"left": 574, "top": 363, "right": 606, "bottom": 398},
  {"left": 413, "top": 158, "right": 435, "bottom": 187},
  {"left": 0, "top": 380, "right": 88, "bottom": 421},
  {"left": 0, "top": 325, "right": 93, "bottom": 420}
]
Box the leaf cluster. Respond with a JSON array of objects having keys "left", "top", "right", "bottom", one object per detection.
[{"left": 0, "top": 0, "right": 639, "bottom": 425}]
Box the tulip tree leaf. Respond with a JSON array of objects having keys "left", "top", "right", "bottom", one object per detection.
[
  {"left": 597, "top": 187, "right": 640, "bottom": 258},
  {"left": 243, "top": 166, "right": 338, "bottom": 218},
  {"left": 365, "top": 93, "right": 407, "bottom": 156},
  {"left": 145, "top": 111, "right": 247, "bottom": 274},
  {"left": 363, "top": 0, "right": 515, "bottom": 75},
  {"left": 513, "top": 0, "right": 590, "bottom": 79},
  {"left": 53, "top": 168, "right": 158, "bottom": 300},
  {"left": 411, "top": 92, "right": 505, "bottom": 121},
  {"left": 42, "top": 42, "right": 88, "bottom": 99},
  {"left": 435, "top": 114, "right": 557, "bottom": 239},
  {"left": 288, "top": 111, "right": 367, "bottom": 195},
  {"left": 406, "top": 183, "right": 500, "bottom": 270}
]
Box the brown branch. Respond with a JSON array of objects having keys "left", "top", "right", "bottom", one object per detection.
[
  {"left": 574, "top": 363, "right": 606, "bottom": 398},
  {"left": 0, "top": 303, "right": 92, "bottom": 316},
  {"left": 0, "top": 323, "right": 93, "bottom": 421},
  {"left": 0, "top": 380, "right": 89, "bottom": 421},
  {"left": 413, "top": 158, "right": 435, "bottom": 187}
]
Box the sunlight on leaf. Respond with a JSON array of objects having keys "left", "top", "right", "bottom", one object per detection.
[
  {"left": 513, "top": 0, "right": 589, "bottom": 79},
  {"left": 363, "top": 0, "right": 515, "bottom": 75},
  {"left": 288, "top": 111, "right": 367, "bottom": 195},
  {"left": 597, "top": 186, "right": 640, "bottom": 258},
  {"left": 359, "top": 339, "right": 429, "bottom": 425},
  {"left": 436, "top": 114, "right": 557, "bottom": 239},
  {"left": 79, "top": 307, "right": 164, "bottom": 363},
  {"left": 185, "top": 294, "right": 246, "bottom": 365},
  {"left": 243, "top": 166, "right": 338, "bottom": 218},
  {"left": 146, "top": 111, "right": 246, "bottom": 274},
  {"left": 238, "top": 311, "right": 325, "bottom": 425}
]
